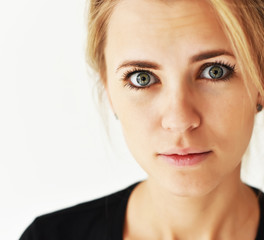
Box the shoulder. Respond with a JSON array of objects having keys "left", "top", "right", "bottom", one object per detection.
[{"left": 19, "top": 182, "right": 140, "bottom": 240}]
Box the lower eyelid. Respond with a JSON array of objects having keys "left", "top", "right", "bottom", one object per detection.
[{"left": 124, "top": 82, "right": 153, "bottom": 91}]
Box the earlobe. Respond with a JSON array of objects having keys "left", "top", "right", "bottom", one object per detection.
[
  {"left": 256, "top": 93, "right": 264, "bottom": 112},
  {"left": 257, "top": 103, "right": 263, "bottom": 112}
]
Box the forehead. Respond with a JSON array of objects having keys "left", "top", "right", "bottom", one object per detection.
[
  {"left": 110, "top": 0, "right": 212, "bottom": 24},
  {"left": 105, "top": 0, "right": 230, "bottom": 66},
  {"left": 107, "top": 0, "right": 219, "bottom": 36}
]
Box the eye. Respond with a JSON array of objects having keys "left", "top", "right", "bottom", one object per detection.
[
  {"left": 199, "top": 63, "right": 235, "bottom": 80},
  {"left": 130, "top": 72, "right": 156, "bottom": 87}
]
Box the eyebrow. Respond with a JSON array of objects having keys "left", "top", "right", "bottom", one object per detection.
[
  {"left": 190, "top": 50, "right": 235, "bottom": 63},
  {"left": 116, "top": 60, "right": 162, "bottom": 73},
  {"left": 116, "top": 50, "right": 235, "bottom": 73}
]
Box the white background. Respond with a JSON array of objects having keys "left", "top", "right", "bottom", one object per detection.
[{"left": 0, "top": 1, "right": 263, "bottom": 239}]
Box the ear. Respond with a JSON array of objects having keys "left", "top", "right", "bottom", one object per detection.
[
  {"left": 256, "top": 92, "right": 264, "bottom": 112},
  {"left": 257, "top": 92, "right": 264, "bottom": 104}
]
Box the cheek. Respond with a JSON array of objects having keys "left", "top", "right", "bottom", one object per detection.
[
  {"left": 108, "top": 77, "right": 156, "bottom": 128},
  {"left": 206, "top": 90, "right": 256, "bottom": 160},
  {"left": 117, "top": 99, "right": 155, "bottom": 149},
  {"left": 108, "top": 91, "right": 156, "bottom": 161}
]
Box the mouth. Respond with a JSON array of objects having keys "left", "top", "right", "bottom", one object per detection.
[{"left": 158, "top": 150, "right": 212, "bottom": 167}]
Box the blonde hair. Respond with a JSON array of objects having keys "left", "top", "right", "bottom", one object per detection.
[
  {"left": 86, "top": 0, "right": 264, "bottom": 96},
  {"left": 86, "top": 0, "right": 119, "bottom": 84},
  {"left": 208, "top": 0, "right": 264, "bottom": 97}
]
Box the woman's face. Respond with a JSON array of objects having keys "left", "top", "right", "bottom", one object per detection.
[{"left": 104, "top": 0, "right": 259, "bottom": 196}]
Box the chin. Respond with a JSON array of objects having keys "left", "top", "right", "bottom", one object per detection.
[{"left": 158, "top": 175, "right": 222, "bottom": 198}]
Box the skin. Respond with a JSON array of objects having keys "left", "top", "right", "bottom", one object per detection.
[{"left": 104, "top": 0, "right": 262, "bottom": 239}]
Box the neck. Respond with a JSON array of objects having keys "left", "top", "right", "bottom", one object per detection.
[{"left": 125, "top": 169, "right": 259, "bottom": 240}]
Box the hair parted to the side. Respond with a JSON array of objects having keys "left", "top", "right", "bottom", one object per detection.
[
  {"left": 86, "top": 0, "right": 264, "bottom": 97},
  {"left": 207, "top": 0, "right": 264, "bottom": 98}
]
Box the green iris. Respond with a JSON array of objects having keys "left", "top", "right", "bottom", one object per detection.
[
  {"left": 209, "top": 66, "right": 224, "bottom": 79},
  {"left": 136, "top": 73, "right": 151, "bottom": 86}
]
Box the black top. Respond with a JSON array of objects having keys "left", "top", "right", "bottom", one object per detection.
[{"left": 19, "top": 182, "right": 264, "bottom": 240}]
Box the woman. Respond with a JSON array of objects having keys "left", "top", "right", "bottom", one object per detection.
[{"left": 20, "top": 0, "right": 264, "bottom": 239}]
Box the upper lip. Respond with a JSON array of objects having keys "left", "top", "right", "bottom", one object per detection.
[{"left": 159, "top": 148, "right": 211, "bottom": 156}]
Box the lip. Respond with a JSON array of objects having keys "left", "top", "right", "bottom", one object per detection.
[
  {"left": 158, "top": 150, "right": 212, "bottom": 167},
  {"left": 160, "top": 148, "right": 210, "bottom": 155}
]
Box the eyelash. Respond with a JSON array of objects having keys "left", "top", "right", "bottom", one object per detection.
[
  {"left": 121, "top": 61, "right": 236, "bottom": 90},
  {"left": 197, "top": 60, "right": 236, "bottom": 82},
  {"left": 121, "top": 68, "right": 159, "bottom": 90}
]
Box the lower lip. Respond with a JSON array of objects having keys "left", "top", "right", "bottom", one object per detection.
[{"left": 159, "top": 152, "right": 211, "bottom": 167}]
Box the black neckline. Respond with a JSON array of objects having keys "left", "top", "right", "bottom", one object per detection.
[
  {"left": 251, "top": 186, "right": 264, "bottom": 240},
  {"left": 112, "top": 182, "right": 264, "bottom": 240}
]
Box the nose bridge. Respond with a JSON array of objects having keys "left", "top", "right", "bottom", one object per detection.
[{"left": 160, "top": 83, "right": 200, "bottom": 132}]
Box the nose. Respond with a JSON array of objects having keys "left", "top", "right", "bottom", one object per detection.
[{"left": 160, "top": 88, "right": 201, "bottom": 133}]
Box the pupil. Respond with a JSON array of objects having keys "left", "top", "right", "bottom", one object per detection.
[
  {"left": 137, "top": 73, "right": 150, "bottom": 86},
  {"left": 209, "top": 66, "right": 223, "bottom": 79}
]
